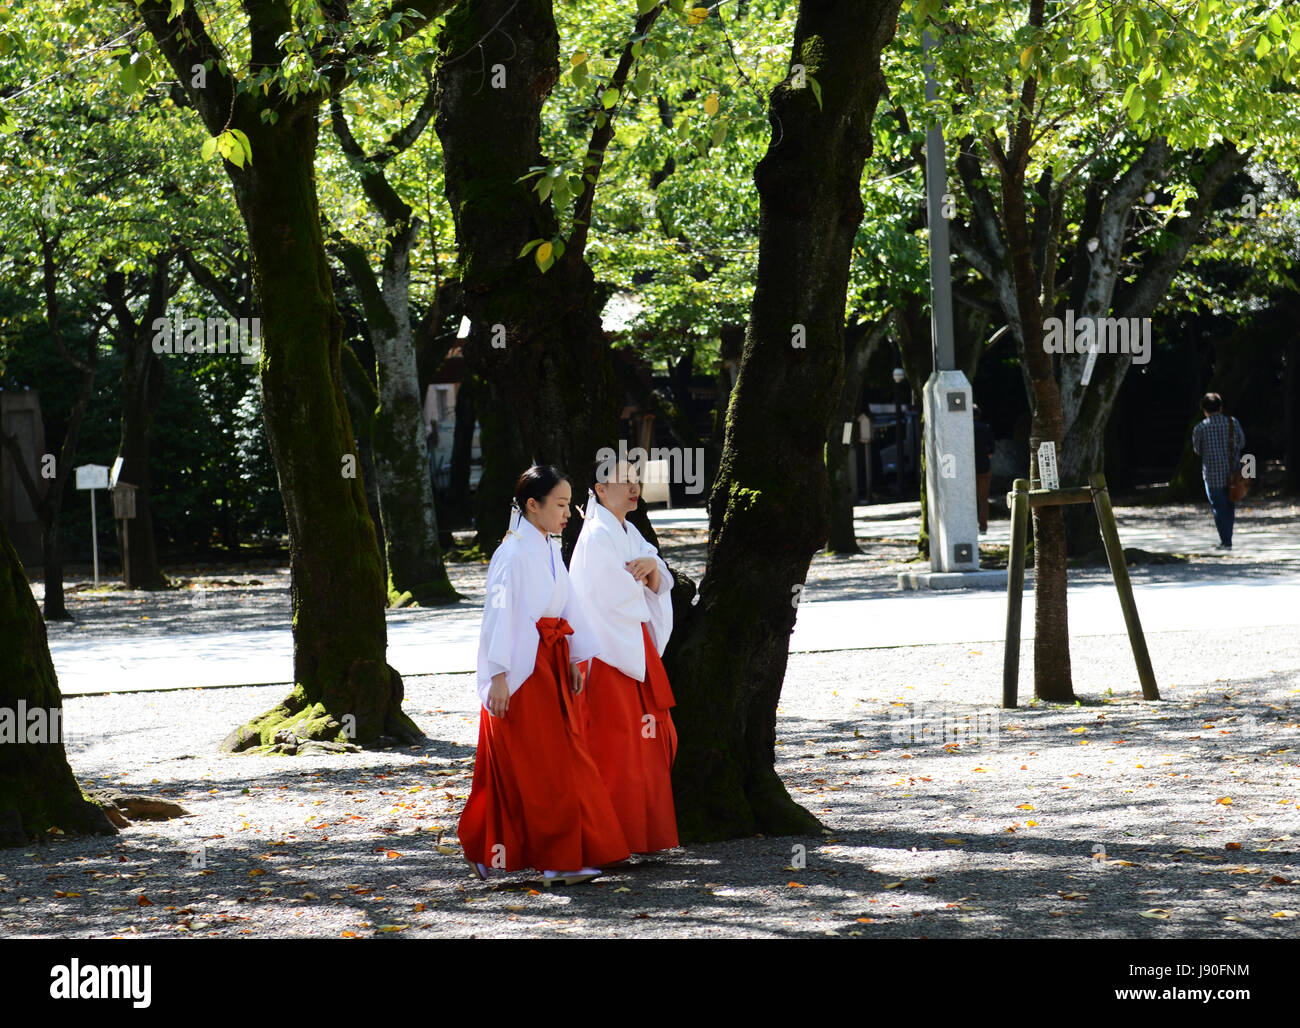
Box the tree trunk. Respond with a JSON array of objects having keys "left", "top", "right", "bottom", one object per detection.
[
  {"left": 0, "top": 517, "right": 114, "bottom": 845},
  {"left": 108, "top": 262, "right": 170, "bottom": 590},
  {"left": 434, "top": 0, "right": 622, "bottom": 555},
  {"left": 330, "top": 101, "right": 457, "bottom": 607},
  {"left": 663, "top": 0, "right": 903, "bottom": 842},
  {"left": 134, "top": 0, "right": 458, "bottom": 751},
  {"left": 215, "top": 116, "right": 417, "bottom": 751},
  {"left": 447, "top": 373, "right": 476, "bottom": 530},
  {"left": 826, "top": 317, "right": 886, "bottom": 553}
]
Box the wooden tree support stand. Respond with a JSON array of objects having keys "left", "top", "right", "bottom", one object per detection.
[{"left": 1002, "top": 472, "right": 1160, "bottom": 708}]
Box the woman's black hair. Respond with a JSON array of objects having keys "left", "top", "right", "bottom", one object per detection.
[{"left": 513, "top": 464, "right": 568, "bottom": 513}]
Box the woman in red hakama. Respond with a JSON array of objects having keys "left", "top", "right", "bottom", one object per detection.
[
  {"left": 456, "top": 466, "right": 629, "bottom": 884},
  {"left": 569, "top": 458, "right": 679, "bottom": 854}
]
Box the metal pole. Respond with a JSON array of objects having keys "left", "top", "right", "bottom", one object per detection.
[
  {"left": 1089, "top": 473, "right": 1160, "bottom": 700},
  {"left": 1002, "top": 478, "right": 1030, "bottom": 707},
  {"left": 894, "top": 377, "right": 904, "bottom": 499},
  {"left": 923, "top": 28, "right": 956, "bottom": 373},
  {"left": 90, "top": 488, "right": 99, "bottom": 587}
]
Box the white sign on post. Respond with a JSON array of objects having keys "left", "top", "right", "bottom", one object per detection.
[
  {"left": 1037, "top": 441, "right": 1060, "bottom": 491},
  {"left": 74, "top": 463, "right": 110, "bottom": 585},
  {"left": 75, "top": 464, "right": 109, "bottom": 490}
]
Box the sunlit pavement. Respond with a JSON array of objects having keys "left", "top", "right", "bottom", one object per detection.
[{"left": 48, "top": 499, "right": 1300, "bottom": 695}]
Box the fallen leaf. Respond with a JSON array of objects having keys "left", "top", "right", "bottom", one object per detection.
[
  {"left": 787, "top": 881, "right": 805, "bottom": 888},
  {"left": 1216, "top": 796, "right": 1233, "bottom": 805},
  {"left": 882, "top": 881, "right": 906, "bottom": 890},
  {"left": 1016, "top": 803, "right": 1034, "bottom": 810},
  {"left": 1225, "top": 842, "right": 1242, "bottom": 851},
  {"left": 386, "top": 850, "right": 401, "bottom": 859},
  {"left": 136, "top": 895, "right": 153, "bottom": 906},
  {"left": 1139, "top": 908, "right": 1171, "bottom": 919}
]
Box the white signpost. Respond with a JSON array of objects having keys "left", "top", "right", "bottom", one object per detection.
[{"left": 74, "top": 463, "right": 110, "bottom": 586}]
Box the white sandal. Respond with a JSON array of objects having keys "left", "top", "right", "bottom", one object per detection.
[{"left": 542, "top": 867, "right": 602, "bottom": 887}]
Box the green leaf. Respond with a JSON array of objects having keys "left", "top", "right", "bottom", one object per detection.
[
  {"left": 201, "top": 135, "right": 217, "bottom": 160},
  {"left": 1255, "top": 33, "right": 1271, "bottom": 59},
  {"left": 808, "top": 75, "right": 823, "bottom": 110},
  {"left": 572, "top": 61, "right": 587, "bottom": 89},
  {"left": 229, "top": 128, "right": 252, "bottom": 166},
  {"left": 633, "top": 66, "right": 651, "bottom": 95},
  {"left": 518, "top": 239, "right": 544, "bottom": 258},
  {"left": 637, "top": 0, "right": 658, "bottom": 14},
  {"left": 601, "top": 87, "right": 619, "bottom": 109},
  {"left": 710, "top": 121, "right": 727, "bottom": 146}
]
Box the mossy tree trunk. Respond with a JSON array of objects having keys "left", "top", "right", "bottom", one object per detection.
[
  {"left": 826, "top": 316, "right": 887, "bottom": 554},
  {"left": 137, "top": 1, "right": 455, "bottom": 750},
  {"left": 433, "top": 0, "right": 658, "bottom": 554},
  {"left": 0, "top": 518, "right": 114, "bottom": 845},
  {"left": 105, "top": 258, "right": 172, "bottom": 590},
  {"left": 329, "top": 93, "right": 458, "bottom": 608},
  {"left": 663, "top": 0, "right": 903, "bottom": 842}
]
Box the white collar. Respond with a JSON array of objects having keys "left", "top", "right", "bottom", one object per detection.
[
  {"left": 587, "top": 492, "right": 630, "bottom": 534},
  {"left": 505, "top": 510, "right": 554, "bottom": 549}
]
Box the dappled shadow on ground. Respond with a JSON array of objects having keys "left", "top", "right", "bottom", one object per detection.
[{"left": 3, "top": 650, "right": 1296, "bottom": 939}]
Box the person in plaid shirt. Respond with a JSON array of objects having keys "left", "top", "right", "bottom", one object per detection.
[{"left": 1191, "top": 392, "right": 1244, "bottom": 549}]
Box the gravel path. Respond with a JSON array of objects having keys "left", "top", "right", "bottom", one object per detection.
[
  {"left": 3, "top": 626, "right": 1297, "bottom": 938},
  {"left": 5, "top": 496, "right": 1298, "bottom": 938}
]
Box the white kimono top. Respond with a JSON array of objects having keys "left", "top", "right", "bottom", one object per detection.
[
  {"left": 568, "top": 493, "right": 674, "bottom": 682},
  {"left": 476, "top": 514, "right": 598, "bottom": 711}
]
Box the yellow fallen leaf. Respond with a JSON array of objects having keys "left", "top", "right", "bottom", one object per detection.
[
  {"left": 882, "top": 881, "right": 906, "bottom": 889},
  {"left": 1016, "top": 803, "right": 1034, "bottom": 810},
  {"left": 614, "top": 887, "right": 631, "bottom": 893},
  {"left": 1026, "top": 820, "right": 1039, "bottom": 827},
  {"left": 1139, "top": 908, "right": 1171, "bottom": 919},
  {"left": 943, "top": 838, "right": 965, "bottom": 845},
  {"left": 436, "top": 845, "right": 457, "bottom": 855},
  {"left": 1216, "top": 796, "right": 1233, "bottom": 805},
  {"left": 377, "top": 924, "right": 408, "bottom": 932},
  {"left": 248, "top": 869, "right": 265, "bottom": 877},
  {"left": 340, "top": 930, "right": 358, "bottom": 938},
  {"left": 1069, "top": 727, "right": 1087, "bottom": 734},
  {"left": 787, "top": 881, "right": 805, "bottom": 888},
  {"left": 1271, "top": 910, "right": 1299, "bottom": 918}
]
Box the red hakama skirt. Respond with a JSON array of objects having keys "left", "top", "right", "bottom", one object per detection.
[
  {"left": 457, "top": 617, "right": 630, "bottom": 873},
  {"left": 578, "top": 623, "right": 679, "bottom": 853}
]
